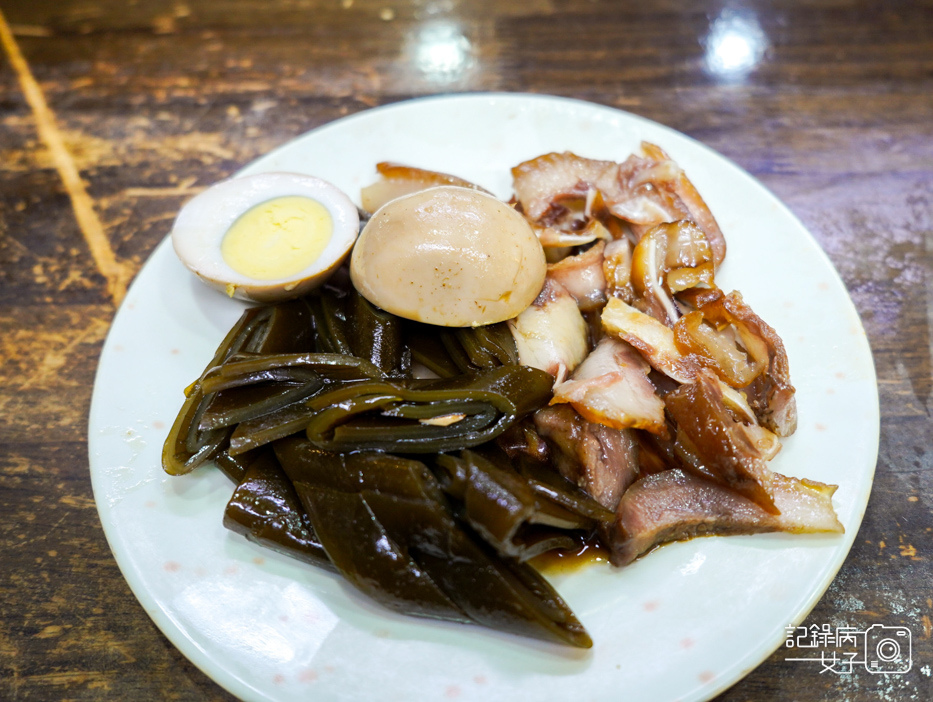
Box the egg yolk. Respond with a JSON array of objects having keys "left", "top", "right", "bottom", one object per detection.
[{"left": 221, "top": 196, "right": 333, "bottom": 280}]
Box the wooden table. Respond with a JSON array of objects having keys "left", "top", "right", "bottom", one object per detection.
[{"left": 1, "top": 1, "right": 930, "bottom": 699}]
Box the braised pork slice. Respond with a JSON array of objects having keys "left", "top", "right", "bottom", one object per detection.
[
  {"left": 602, "top": 297, "right": 697, "bottom": 383},
  {"left": 611, "top": 468, "right": 843, "bottom": 566},
  {"left": 717, "top": 291, "right": 797, "bottom": 436},
  {"left": 638, "top": 143, "right": 726, "bottom": 267},
  {"left": 534, "top": 405, "right": 638, "bottom": 511},
  {"left": 665, "top": 368, "right": 778, "bottom": 513},
  {"left": 360, "top": 162, "right": 492, "bottom": 213},
  {"left": 551, "top": 336, "right": 666, "bottom": 434},
  {"left": 603, "top": 238, "right": 634, "bottom": 302},
  {"left": 508, "top": 277, "right": 589, "bottom": 384},
  {"left": 511, "top": 152, "right": 621, "bottom": 224},
  {"left": 510, "top": 147, "right": 726, "bottom": 268},
  {"left": 673, "top": 290, "right": 797, "bottom": 436},
  {"left": 547, "top": 241, "right": 608, "bottom": 312}
]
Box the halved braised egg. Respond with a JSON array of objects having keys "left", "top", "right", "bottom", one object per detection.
[{"left": 171, "top": 172, "right": 359, "bottom": 302}]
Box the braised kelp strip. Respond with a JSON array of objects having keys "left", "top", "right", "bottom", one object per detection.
[
  {"left": 307, "top": 288, "right": 353, "bottom": 355},
  {"left": 303, "top": 365, "right": 553, "bottom": 453},
  {"left": 404, "top": 320, "right": 517, "bottom": 377},
  {"left": 434, "top": 451, "right": 579, "bottom": 560},
  {"left": 198, "top": 352, "right": 387, "bottom": 432},
  {"left": 274, "top": 438, "right": 443, "bottom": 500},
  {"left": 362, "top": 490, "right": 591, "bottom": 648},
  {"left": 200, "top": 352, "right": 385, "bottom": 392},
  {"left": 228, "top": 402, "right": 322, "bottom": 456},
  {"left": 348, "top": 289, "right": 411, "bottom": 376},
  {"left": 186, "top": 353, "right": 386, "bottom": 454},
  {"left": 199, "top": 377, "right": 325, "bottom": 431},
  {"left": 162, "top": 300, "right": 314, "bottom": 476},
  {"left": 296, "top": 485, "right": 470, "bottom": 622},
  {"left": 278, "top": 438, "right": 590, "bottom": 647},
  {"left": 223, "top": 449, "right": 335, "bottom": 572}
]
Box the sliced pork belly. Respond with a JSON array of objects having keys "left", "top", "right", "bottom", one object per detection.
[
  {"left": 508, "top": 278, "right": 589, "bottom": 384},
  {"left": 547, "top": 241, "right": 608, "bottom": 312},
  {"left": 601, "top": 297, "right": 696, "bottom": 383},
  {"left": 534, "top": 404, "right": 639, "bottom": 511},
  {"left": 610, "top": 468, "right": 843, "bottom": 566},
  {"left": 609, "top": 153, "right": 690, "bottom": 231},
  {"left": 510, "top": 147, "right": 726, "bottom": 271},
  {"left": 511, "top": 152, "right": 621, "bottom": 223},
  {"left": 603, "top": 238, "right": 634, "bottom": 302},
  {"left": 639, "top": 143, "right": 726, "bottom": 267},
  {"left": 534, "top": 218, "right": 612, "bottom": 250},
  {"left": 551, "top": 336, "right": 666, "bottom": 434},
  {"left": 360, "top": 162, "right": 491, "bottom": 213}
]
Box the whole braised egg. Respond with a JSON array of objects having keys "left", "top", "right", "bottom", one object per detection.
[
  {"left": 350, "top": 186, "right": 547, "bottom": 327},
  {"left": 171, "top": 172, "right": 359, "bottom": 302}
]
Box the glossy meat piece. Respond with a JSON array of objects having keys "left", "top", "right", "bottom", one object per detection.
[
  {"left": 510, "top": 148, "right": 726, "bottom": 270},
  {"left": 630, "top": 220, "right": 716, "bottom": 324},
  {"left": 639, "top": 143, "right": 726, "bottom": 267},
  {"left": 534, "top": 218, "right": 612, "bottom": 249},
  {"left": 602, "top": 237, "right": 634, "bottom": 302},
  {"left": 665, "top": 369, "right": 778, "bottom": 513},
  {"left": 551, "top": 336, "right": 666, "bottom": 434},
  {"left": 534, "top": 404, "right": 639, "bottom": 511},
  {"left": 360, "top": 161, "right": 492, "bottom": 213},
  {"left": 629, "top": 223, "right": 681, "bottom": 324},
  {"left": 508, "top": 277, "right": 589, "bottom": 384},
  {"left": 717, "top": 291, "right": 797, "bottom": 436},
  {"left": 601, "top": 297, "right": 697, "bottom": 383},
  {"left": 675, "top": 290, "right": 797, "bottom": 435},
  {"left": 546, "top": 241, "right": 608, "bottom": 312},
  {"left": 611, "top": 468, "right": 843, "bottom": 566},
  {"left": 511, "top": 152, "right": 620, "bottom": 223}
]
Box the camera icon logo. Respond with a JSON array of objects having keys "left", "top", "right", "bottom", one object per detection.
[{"left": 864, "top": 624, "right": 912, "bottom": 674}]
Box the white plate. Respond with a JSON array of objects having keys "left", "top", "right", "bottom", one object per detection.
[{"left": 88, "top": 94, "right": 879, "bottom": 702}]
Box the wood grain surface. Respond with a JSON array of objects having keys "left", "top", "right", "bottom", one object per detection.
[{"left": 1, "top": 1, "right": 930, "bottom": 700}]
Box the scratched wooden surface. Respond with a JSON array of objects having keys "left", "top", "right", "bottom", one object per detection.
[{"left": 0, "top": 0, "right": 930, "bottom": 700}]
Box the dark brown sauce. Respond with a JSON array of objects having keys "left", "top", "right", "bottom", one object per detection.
[{"left": 531, "top": 533, "right": 611, "bottom": 575}]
